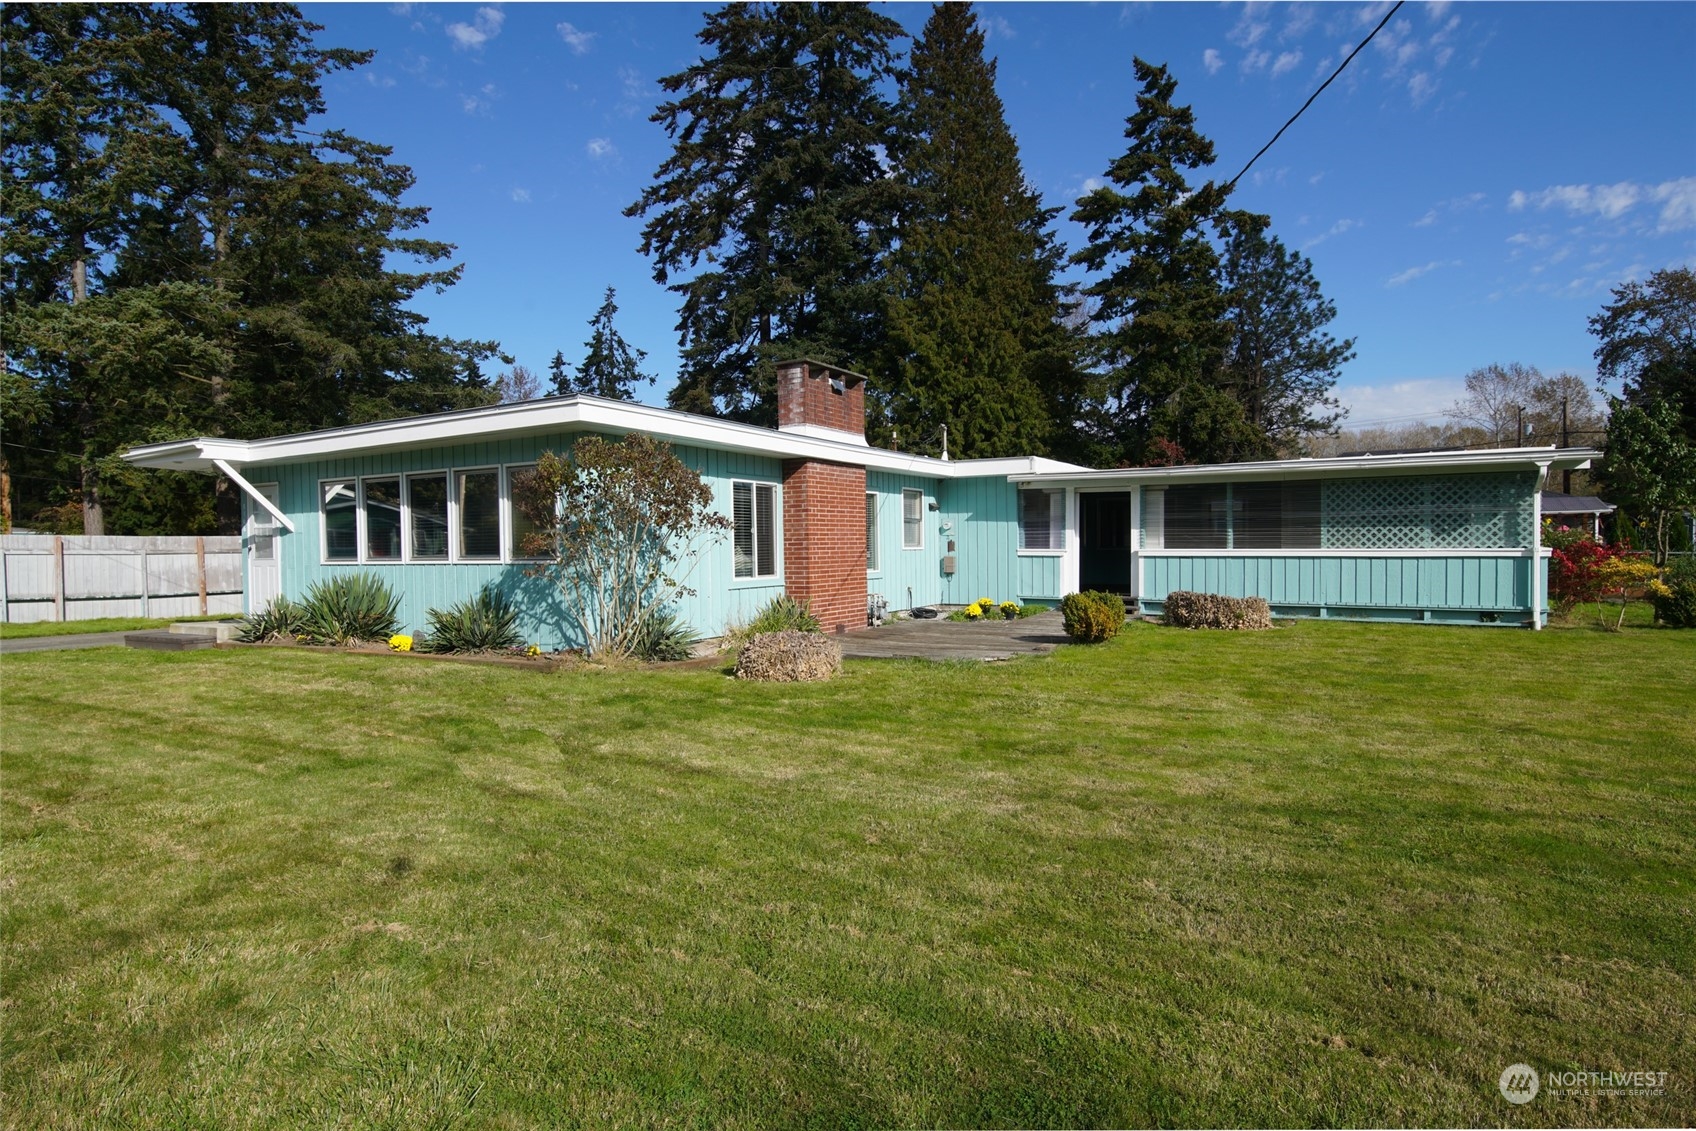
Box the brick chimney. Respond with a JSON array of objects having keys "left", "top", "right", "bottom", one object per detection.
[
  {"left": 776, "top": 359, "right": 867, "bottom": 443},
  {"left": 773, "top": 360, "right": 869, "bottom": 633}
]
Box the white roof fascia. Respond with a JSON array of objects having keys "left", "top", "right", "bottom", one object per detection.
[
  {"left": 121, "top": 395, "right": 1093, "bottom": 480},
  {"left": 776, "top": 422, "right": 871, "bottom": 446},
  {"left": 1007, "top": 447, "right": 1599, "bottom": 487}
]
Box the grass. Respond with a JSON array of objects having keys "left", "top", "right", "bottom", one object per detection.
[
  {"left": 0, "top": 614, "right": 233, "bottom": 640},
  {"left": 3, "top": 619, "right": 1692, "bottom": 1128}
]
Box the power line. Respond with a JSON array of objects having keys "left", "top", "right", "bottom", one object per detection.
[{"left": 1225, "top": 1, "right": 1405, "bottom": 193}]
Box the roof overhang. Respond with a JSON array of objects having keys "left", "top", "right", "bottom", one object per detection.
[
  {"left": 120, "top": 394, "right": 1092, "bottom": 480},
  {"left": 1006, "top": 447, "right": 1601, "bottom": 488}
]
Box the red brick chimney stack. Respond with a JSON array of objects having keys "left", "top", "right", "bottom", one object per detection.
[
  {"left": 775, "top": 359, "right": 867, "bottom": 441},
  {"left": 773, "top": 360, "right": 870, "bottom": 633}
]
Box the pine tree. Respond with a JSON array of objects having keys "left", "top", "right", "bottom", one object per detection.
[
  {"left": 563, "top": 288, "right": 655, "bottom": 400},
  {"left": 874, "top": 2, "right": 1078, "bottom": 460},
  {"left": 3, "top": 4, "right": 501, "bottom": 533},
  {"left": 1070, "top": 59, "right": 1250, "bottom": 466},
  {"left": 1217, "top": 213, "right": 1352, "bottom": 454},
  {"left": 627, "top": 2, "right": 904, "bottom": 424}
]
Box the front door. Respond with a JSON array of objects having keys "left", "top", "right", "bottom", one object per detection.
[
  {"left": 246, "top": 483, "right": 282, "bottom": 613},
  {"left": 1079, "top": 491, "right": 1133, "bottom": 595}
]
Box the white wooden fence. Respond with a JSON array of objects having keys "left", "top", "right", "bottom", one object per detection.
[{"left": 1, "top": 535, "right": 243, "bottom": 624}]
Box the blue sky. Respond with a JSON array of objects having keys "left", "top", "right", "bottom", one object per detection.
[{"left": 303, "top": 2, "right": 1696, "bottom": 429}]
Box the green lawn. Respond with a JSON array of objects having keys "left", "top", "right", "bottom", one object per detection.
[
  {"left": 0, "top": 614, "right": 233, "bottom": 640},
  {"left": 3, "top": 620, "right": 1692, "bottom": 1128}
]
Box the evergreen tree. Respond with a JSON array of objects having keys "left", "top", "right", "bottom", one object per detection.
[
  {"left": 1217, "top": 213, "right": 1352, "bottom": 455},
  {"left": 555, "top": 288, "right": 655, "bottom": 400},
  {"left": 873, "top": 2, "right": 1078, "bottom": 459},
  {"left": 1069, "top": 59, "right": 1250, "bottom": 466},
  {"left": 2, "top": 4, "right": 500, "bottom": 534},
  {"left": 1590, "top": 267, "right": 1696, "bottom": 442},
  {"left": 627, "top": 2, "right": 904, "bottom": 424}
]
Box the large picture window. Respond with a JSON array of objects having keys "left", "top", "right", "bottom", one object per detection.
[
  {"left": 902, "top": 488, "right": 923, "bottom": 549},
  {"left": 1019, "top": 488, "right": 1064, "bottom": 551},
  {"left": 363, "top": 477, "right": 402, "bottom": 559},
  {"left": 733, "top": 481, "right": 777, "bottom": 578},
  {"left": 507, "top": 464, "right": 545, "bottom": 559},
  {"left": 407, "top": 474, "right": 449, "bottom": 560},
  {"left": 1233, "top": 481, "right": 1321, "bottom": 549},
  {"left": 323, "top": 480, "right": 358, "bottom": 561},
  {"left": 1163, "top": 484, "right": 1228, "bottom": 549},
  {"left": 458, "top": 469, "right": 501, "bottom": 560}
]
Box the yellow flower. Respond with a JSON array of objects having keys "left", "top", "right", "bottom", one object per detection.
[
  {"left": 964, "top": 604, "right": 983, "bottom": 619},
  {"left": 1647, "top": 579, "right": 1673, "bottom": 599},
  {"left": 525, "top": 643, "right": 542, "bottom": 657},
  {"left": 388, "top": 634, "right": 413, "bottom": 652}
]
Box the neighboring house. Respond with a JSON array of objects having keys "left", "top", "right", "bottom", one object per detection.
[
  {"left": 1539, "top": 491, "right": 1616, "bottom": 541},
  {"left": 123, "top": 360, "right": 1599, "bottom": 642}
]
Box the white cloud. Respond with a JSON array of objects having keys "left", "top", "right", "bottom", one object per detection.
[
  {"left": 1202, "top": 48, "right": 1224, "bottom": 75},
  {"left": 983, "top": 14, "right": 1015, "bottom": 39},
  {"left": 1509, "top": 177, "right": 1696, "bottom": 230},
  {"left": 1271, "top": 50, "right": 1303, "bottom": 77},
  {"left": 460, "top": 82, "right": 498, "bottom": 115},
  {"left": 447, "top": 6, "right": 503, "bottom": 51},
  {"left": 366, "top": 72, "right": 396, "bottom": 89},
  {"left": 586, "top": 137, "right": 616, "bottom": 160},
  {"left": 555, "top": 21, "right": 595, "bottom": 54},
  {"left": 1335, "top": 376, "right": 1467, "bottom": 427},
  {"left": 511, "top": 187, "right": 530, "bottom": 203},
  {"left": 1228, "top": 7, "right": 1270, "bottom": 48},
  {"left": 1386, "top": 259, "right": 1460, "bottom": 287},
  {"left": 1241, "top": 49, "right": 1271, "bottom": 74},
  {"left": 1407, "top": 72, "right": 1437, "bottom": 104},
  {"left": 1304, "top": 218, "right": 1360, "bottom": 249}
]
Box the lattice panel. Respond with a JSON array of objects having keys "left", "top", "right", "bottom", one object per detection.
[{"left": 1322, "top": 473, "right": 1534, "bottom": 549}]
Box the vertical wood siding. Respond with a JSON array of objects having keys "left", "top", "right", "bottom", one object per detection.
[
  {"left": 1142, "top": 554, "right": 1534, "bottom": 613},
  {"left": 866, "top": 471, "right": 946, "bottom": 612},
  {"left": 940, "top": 476, "right": 1062, "bottom": 604}
]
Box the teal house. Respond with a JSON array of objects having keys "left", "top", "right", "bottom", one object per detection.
[{"left": 124, "top": 360, "right": 1598, "bottom": 644}]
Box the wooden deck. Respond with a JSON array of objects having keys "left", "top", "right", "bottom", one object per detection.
[{"left": 838, "top": 610, "right": 1070, "bottom": 661}]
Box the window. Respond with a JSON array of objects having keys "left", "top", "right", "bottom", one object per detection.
[
  {"left": 1232, "top": 481, "right": 1321, "bottom": 549},
  {"left": 458, "top": 469, "right": 500, "bottom": 560},
  {"left": 323, "top": 480, "right": 358, "bottom": 561},
  {"left": 1019, "top": 488, "right": 1064, "bottom": 551},
  {"left": 865, "top": 492, "right": 879, "bottom": 572},
  {"left": 902, "top": 488, "right": 923, "bottom": 549},
  {"left": 407, "top": 473, "right": 449, "bottom": 560},
  {"left": 1164, "top": 484, "right": 1228, "bottom": 549},
  {"left": 733, "top": 481, "right": 777, "bottom": 578},
  {"left": 363, "top": 477, "right": 402, "bottom": 559},
  {"left": 507, "top": 464, "right": 544, "bottom": 559}
]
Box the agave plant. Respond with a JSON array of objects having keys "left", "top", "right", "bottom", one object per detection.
[
  {"left": 238, "top": 597, "right": 308, "bottom": 643},
  {"left": 299, "top": 573, "right": 403, "bottom": 645},
  {"left": 420, "top": 586, "right": 524, "bottom": 653},
  {"left": 721, "top": 594, "right": 821, "bottom": 651},
  {"left": 629, "top": 607, "right": 700, "bottom": 662}
]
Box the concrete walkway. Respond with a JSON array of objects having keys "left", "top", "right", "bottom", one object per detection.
[
  {"left": 0, "top": 631, "right": 136, "bottom": 654},
  {"left": 840, "top": 610, "right": 1071, "bottom": 661}
]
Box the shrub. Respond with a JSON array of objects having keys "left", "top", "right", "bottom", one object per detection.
[
  {"left": 420, "top": 586, "right": 524, "bottom": 653},
  {"left": 631, "top": 608, "right": 701, "bottom": 662},
  {"left": 1017, "top": 603, "right": 1050, "bottom": 618},
  {"left": 1060, "top": 590, "right": 1126, "bottom": 643},
  {"left": 239, "top": 597, "right": 307, "bottom": 643},
  {"left": 733, "top": 630, "right": 841, "bottom": 682},
  {"left": 1162, "top": 590, "right": 1273, "bottom": 630},
  {"left": 1543, "top": 522, "right": 1633, "bottom": 612},
  {"left": 1650, "top": 557, "right": 1696, "bottom": 628},
  {"left": 298, "top": 573, "right": 402, "bottom": 645},
  {"left": 723, "top": 594, "right": 821, "bottom": 650}
]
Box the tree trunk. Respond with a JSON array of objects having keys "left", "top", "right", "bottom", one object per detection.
[{"left": 1, "top": 457, "right": 12, "bottom": 534}]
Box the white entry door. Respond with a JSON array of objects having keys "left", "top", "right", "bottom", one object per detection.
[{"left": 246, "top": 483, "right": 282, "bottom": 613}]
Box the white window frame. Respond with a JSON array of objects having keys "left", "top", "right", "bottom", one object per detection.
[
  {"left": 360, "top": 474, "right": 405, "bottom": 564},
  {"left": 403, "top": 468, "right": 452, "bottom": 563},
  {"left": 504, "top": 463, "right": 549, "bottom": 562},
  {"left": 902, "top": 488, "right": 924, "bottom": 550},
  {"left": 866, "top": 491, "right": 880, "bottom": 574},
  {"left": 731, "top": 479, "right": 780, "bottom": 581},
  {"left": 1018, "top": 487, "right": 1066, "bottom": 555},
  {"left": 453, "top": 465, "right": 503, "bottom": 563}
]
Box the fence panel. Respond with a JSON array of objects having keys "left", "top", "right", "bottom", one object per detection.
[{"left": 1, "top": 535, "right": 243, "bottom": 623}]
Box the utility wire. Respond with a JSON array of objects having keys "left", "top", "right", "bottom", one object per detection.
[{"left": 1226, "top": 1, "right": 1405, "bottom": 192}]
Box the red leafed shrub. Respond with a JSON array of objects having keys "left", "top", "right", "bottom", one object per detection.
[{"left": 1543, "top": 521, "right": 1633, "bottom": 611}]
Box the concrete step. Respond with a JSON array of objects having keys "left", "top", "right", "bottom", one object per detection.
[
  {"left": 125, "top": 631, "right": 216, "bottom": 652},
  {"left": 168, "top": 620, "right": 245, "bottom": 642}
]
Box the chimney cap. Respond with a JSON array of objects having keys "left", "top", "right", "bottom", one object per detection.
[{"left": 774, "top": 358, "right": 871, "bottom": 387}]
